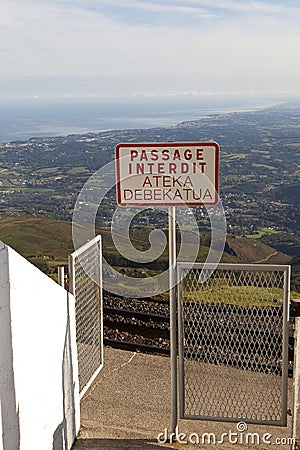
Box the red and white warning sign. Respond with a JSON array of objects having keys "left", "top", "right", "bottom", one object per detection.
[{"left": 116, "top": 142, "right": 219, "bottom": 206}]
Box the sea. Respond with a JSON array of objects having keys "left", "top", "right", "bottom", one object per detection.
[{"left": 0, "top": 95, "right": 288, "bottom": 144}]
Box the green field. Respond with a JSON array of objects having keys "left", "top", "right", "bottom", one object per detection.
[
  {"left": 183, "top": 284, "right": 298, "bottom": 307},
  {"left": 246, "top": 228, "right": 280, "bottom": 239},
  {"left": 33, "top": 167, "right": 62, "bottom": 175},
  {"left": 68, "top": 166, "right": 91, "bottom": 175}
]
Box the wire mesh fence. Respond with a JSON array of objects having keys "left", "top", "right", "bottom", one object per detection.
[
  {"left": 177, "top": 263, "right": 290, "bottom": 425},
  {"left": 69, "top": 236, "right": 103, "bottom": 398}
]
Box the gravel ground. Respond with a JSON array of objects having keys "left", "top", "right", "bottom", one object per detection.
[{"left": 104, "top": 293, "right": 170, "bottom": 316}]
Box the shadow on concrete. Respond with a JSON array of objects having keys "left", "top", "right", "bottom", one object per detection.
[
  {"left": 72, "top": 438, "right": 174, "bottom": 449},
  {"left": 0, "top": 244, "right": 20, "bottom": 449},
  {"left": 52, "top": 292, "right": 77, "bottom": 450}
]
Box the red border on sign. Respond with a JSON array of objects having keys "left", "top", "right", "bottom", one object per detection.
[{"left": 115, "top": 142, "right": 219, "bottom": 207}]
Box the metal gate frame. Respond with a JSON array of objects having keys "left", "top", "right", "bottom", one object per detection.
[
  {"left": 69, "top": 235, "right": 103, "bottom": 398},
  {"left": 177, "top": 263, "right": 290, "bottom": 426}
]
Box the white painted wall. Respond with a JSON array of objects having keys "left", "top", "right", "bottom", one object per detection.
[{"left": 0, "top": 242, "right": 80, "bottom": 450}]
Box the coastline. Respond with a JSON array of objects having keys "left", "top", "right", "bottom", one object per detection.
[{"left": 0, "top": 99, "right": 289, "bottom": 145}]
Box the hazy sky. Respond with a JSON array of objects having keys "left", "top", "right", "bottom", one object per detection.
[{"left": 0, "top": 0, "right": 299, "bottom": 99}]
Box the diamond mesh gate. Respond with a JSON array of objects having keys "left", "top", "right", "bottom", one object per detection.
[
  {"left": 177, "top": 263, "right": 290, "bottom": 426},
  {"left": 69, "top": 236, "right": 103, "bottom": 398}
]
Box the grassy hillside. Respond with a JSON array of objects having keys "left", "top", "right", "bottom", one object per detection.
[
  {"left": 0, "top": 216, "right": 74, "bottom": 274},
  {"left": 0, "top": 215, "right": 292, "bottom": 280},
  {"left": 226, "top": 235, "right": 291, "bottom": 265}
]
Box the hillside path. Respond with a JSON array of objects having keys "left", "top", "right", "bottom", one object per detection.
[{"left": 254, "top": 250, "right": 278, "bottom": 263}]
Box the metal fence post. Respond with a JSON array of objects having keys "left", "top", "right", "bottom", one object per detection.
[
  {"left": 58, "top": 266, "right": 65, "bottom": 288},
  {"left": 98, "top": 237, "right": 104, "bottom": 372},
  {"left": 292, "top": 316, "right": 300, "bottom": 449},
  {"left": 68, "top": 256, "right": 75, "bottom": 296}
]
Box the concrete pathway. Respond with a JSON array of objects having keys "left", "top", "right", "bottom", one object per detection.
[{"left": 72, "top": 347, "right": 293, "bottom": 450}]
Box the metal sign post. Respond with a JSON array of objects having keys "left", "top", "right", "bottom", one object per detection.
[{"left": 169, "top": 206, "right": 178, "bottom": 436}]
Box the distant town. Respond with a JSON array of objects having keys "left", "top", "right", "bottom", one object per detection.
[{"left": 0, "top": 103, "right": 299, "bottom": 289}]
